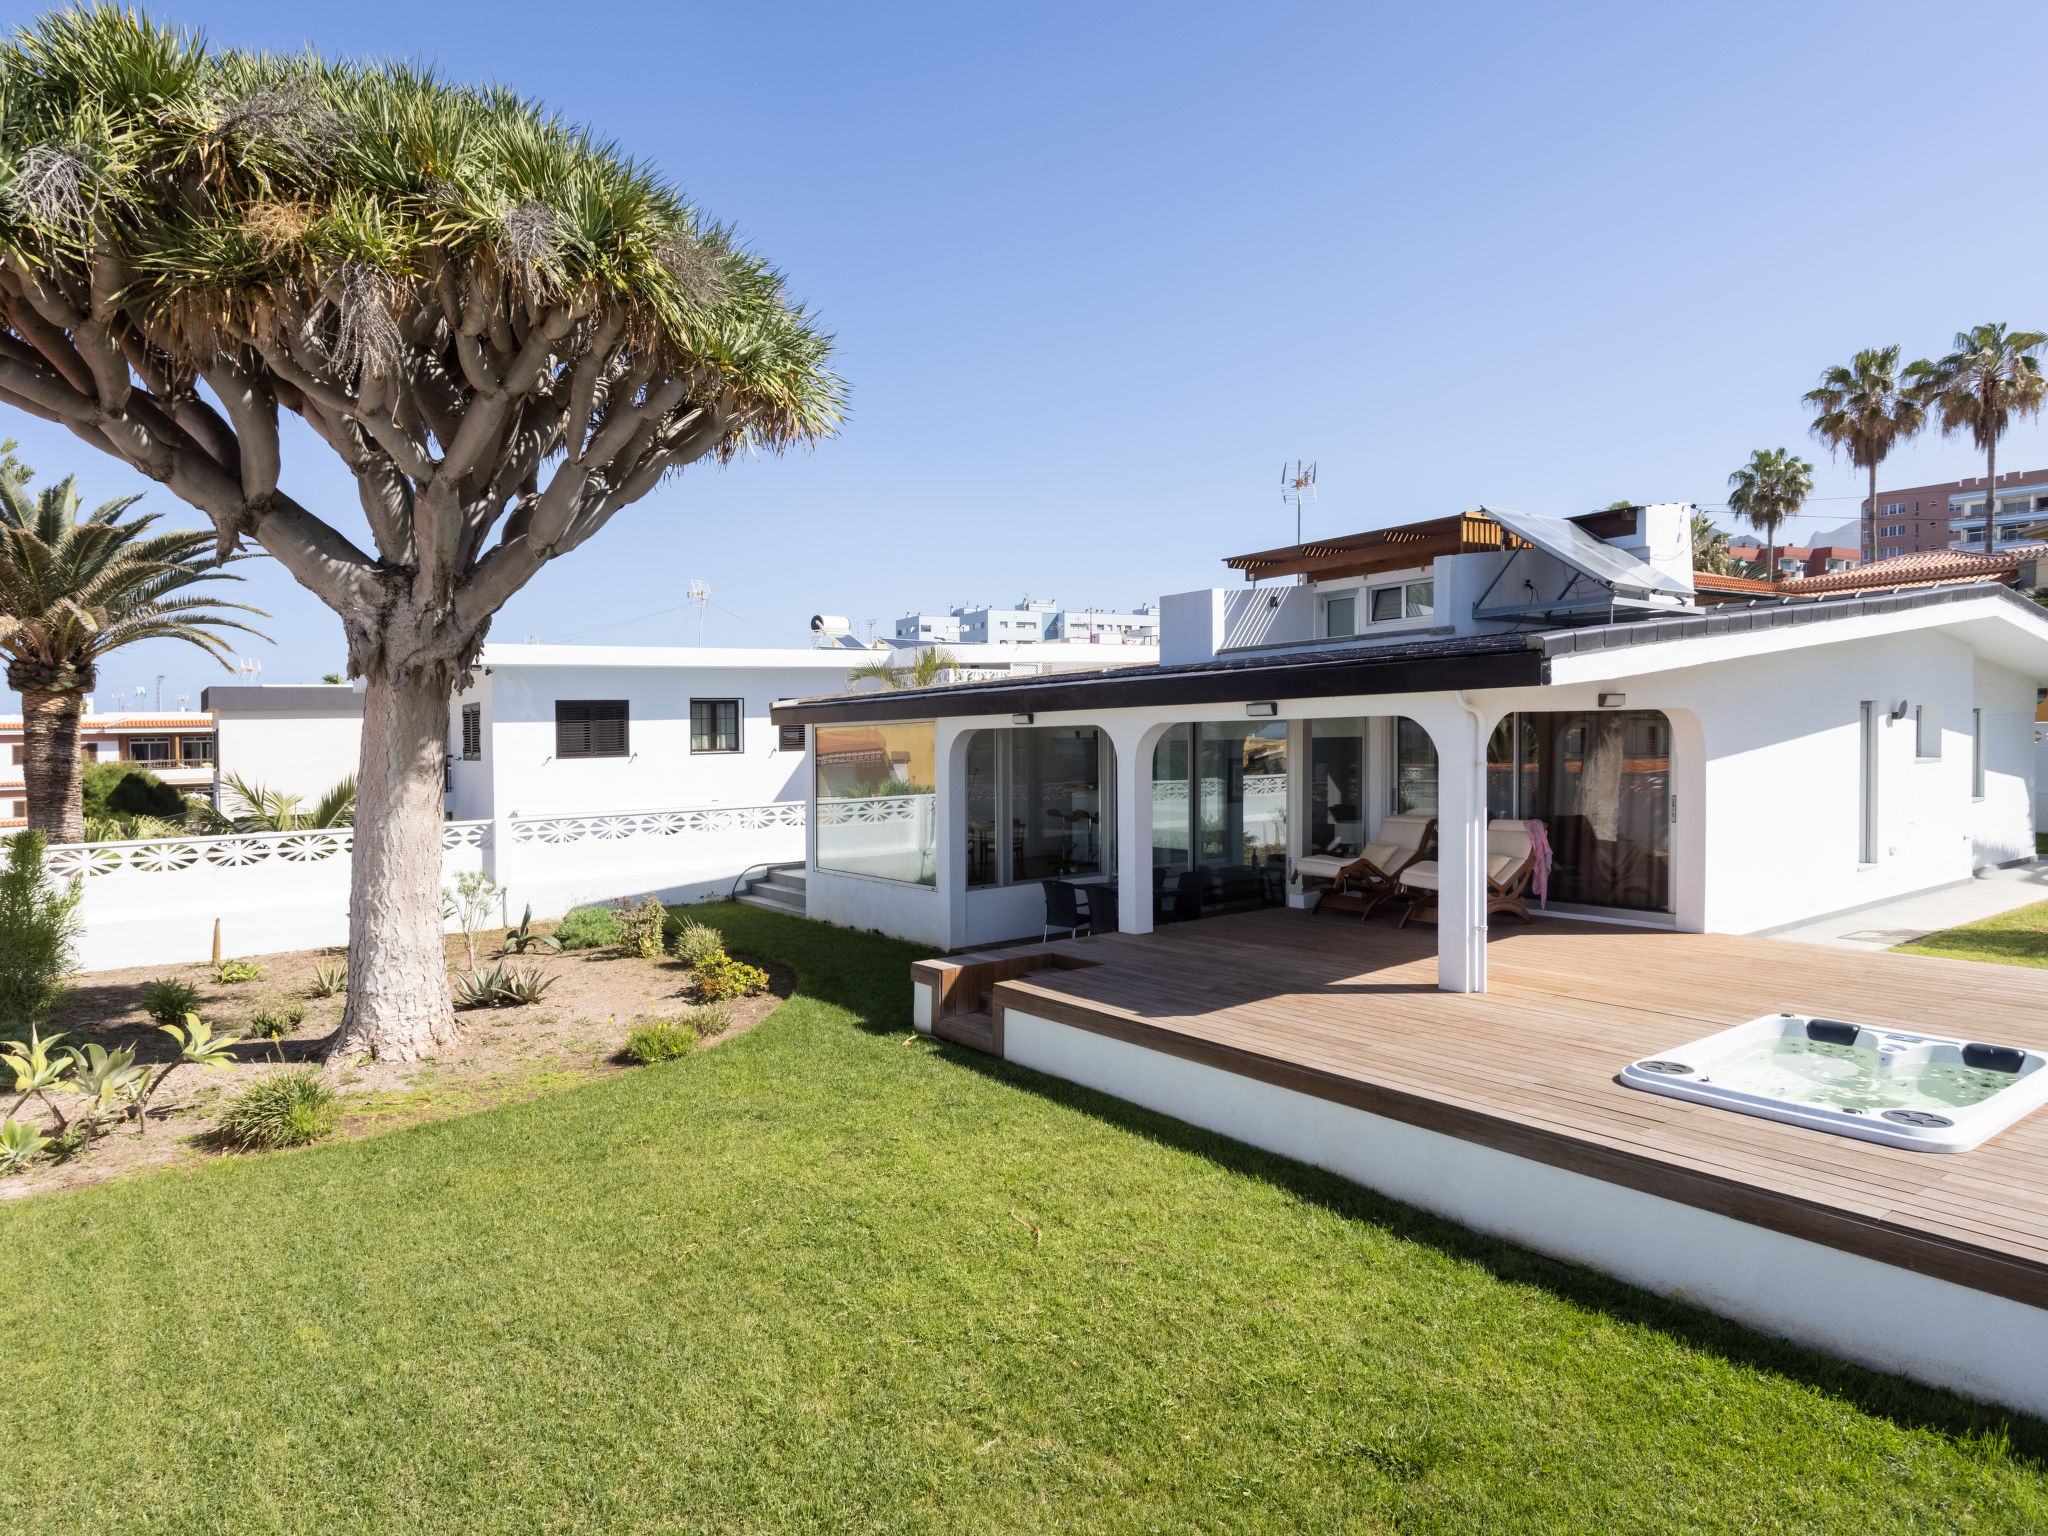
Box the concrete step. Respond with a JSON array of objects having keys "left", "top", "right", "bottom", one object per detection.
[
  {"left": 761, "top": 865, "right": 807, "bottom": 894},
  {"left": 737, "top": 886, "right": 807, "bottom": 917}
]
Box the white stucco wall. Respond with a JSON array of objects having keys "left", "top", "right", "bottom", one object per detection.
[
  {"left": 211, "top": 700, "right": 364, "bottom": 805},
  {"left": 449, "top": 647, "right": 857, "bottom": 820}
]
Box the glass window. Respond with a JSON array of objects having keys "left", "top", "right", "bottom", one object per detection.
[
  {"left": 1325, "top": 593, "right": 1356, "bottom": 638},
  {"left": 1394, "top": 718, "right": 1437, "bottom": 814},
  {"left": 965, "top": 730, "right": 999, "bottom": 887},
  {"left": 126, "top": 737, "right": 171, "bottom": 763},
  {"left": 1151, "top": 724, "right": 1192, "bottom": 871},
  {"left": 556, "top": 701, "right": 628, "bottom": 758},
  {"left": 1482, "top": 709, "right": 1672, "bottom": 912},
  {"left": 1309, "top": 718, "right": 1366, "bottom": 856},
  {"left": 1370, "top": 585, "right": 1405, "bottom": 624},
  {"left": 180, "top": 735, "right": 214, "bottom": 765},
  {"left": 1915, "top": 704, "right": 1941, "bottom": 759},
  {"left": 1405, "top": 580, "right": 1434, "bottom": 619},
  {"left": 1972, "top": 707, "right": 1984, "bottom": 799},
  {"left": 691, "top": 699, "right": 741, "bottom": 753},
  {"left": 1010, "top": 727, "right": 1106, "bottom": 881},
  {"left": 815, "top": 722, "right": 937, "bottom": 885}
]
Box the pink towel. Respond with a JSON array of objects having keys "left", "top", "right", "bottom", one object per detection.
[{"left": 1525, "top": 819, "right": 1553, "bottom": 908}]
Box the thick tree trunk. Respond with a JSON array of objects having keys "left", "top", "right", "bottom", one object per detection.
[
  {"left": 20, "top": 687, "right": 85, "bottom": 844},
  {"left": 328, "top": 664, "right": 460, "bottom": 1063}
]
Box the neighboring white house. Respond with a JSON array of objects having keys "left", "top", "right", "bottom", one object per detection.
[
  {"left": 201, "top": 683, "right": 365, "bottom": 806},
  {"left": 0, "top": 702, "right": 216, "bottom": 824},
  {"left": 773, "top": 503, "right": 2048, "bottom": 966}
]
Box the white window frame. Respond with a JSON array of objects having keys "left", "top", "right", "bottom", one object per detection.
[
  {"left": 1324, "top": 591, "right": 1357, "bottom": 638},
  {"left": 1914, "top": 703, "right": 1941, "bottom": 761},
  {"left": 1859, "top": 701, "right": 1878, "bottom": 866}
]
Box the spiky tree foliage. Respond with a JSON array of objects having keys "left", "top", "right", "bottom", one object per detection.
[
  {"left": 0, "top": 9, "right": 840, "bottom": 1060},
  {"left": 1905, "top": 324, "right": 2047, "bottom": 527},
  {"left": 846, "top": 647, "right": 958, "bottom": 691},
  {"left": 1726, "top": 448, "right": 1813, "bottom": 585},
  {"left": 1688, "top": 512, "right": 1736, "bottom": 577},
  {"left": 0, "top": 468, "right": 262, "bottom": 841},
  {"left": 1803, "top": 346, "right": 1924, "bottom": 564}
]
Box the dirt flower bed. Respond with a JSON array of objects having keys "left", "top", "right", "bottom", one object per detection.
[{"left": 3, "top": 921, "right": 788, "bottom": 1201}]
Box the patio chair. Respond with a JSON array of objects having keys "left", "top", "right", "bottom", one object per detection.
[
  {"left": 1043, "top": 879, "right": 1090, "bottom": 941},
  {"left": 1291, "top": 813, "right": 1436, "bottom": 921},
  {"left": 1395, "top": 819, "right": 1538, "bottom": 928}
]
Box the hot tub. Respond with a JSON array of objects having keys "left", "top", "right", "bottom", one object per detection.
[{"left": 1620, "top": 1014, "right": 2048, "bottom": 1153}]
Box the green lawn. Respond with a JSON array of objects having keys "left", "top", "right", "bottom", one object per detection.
[
  {"left": 1895, "top": 898, "right": 2048, "bottom": 968},
  {"left": 3, "top": 907, "right": 2042, "bottom": 1533}
]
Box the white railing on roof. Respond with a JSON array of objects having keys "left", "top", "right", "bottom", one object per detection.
[
  {"left": 48, "top": 819, "right": 494, "bottom": 880},
  {"left": 508, "top": 802, "right": 806, "bottom": 845}
]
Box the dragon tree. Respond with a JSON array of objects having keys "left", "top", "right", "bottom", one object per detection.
[{"left": 0, "top": 9, "right": 840, "bottom": 1060}]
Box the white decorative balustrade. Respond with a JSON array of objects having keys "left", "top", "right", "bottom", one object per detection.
[
  {"left": 815, "top": 794, "right": 924, "bottom": 825},
  {"left": 63, "top": 803, "right": 806, "bottom": 972},
  {"left": 510, "top": 802, "right": 805, "bottom": 844},
  {"left": 49, "top": 820, "right": 493, "bottom": 880}
]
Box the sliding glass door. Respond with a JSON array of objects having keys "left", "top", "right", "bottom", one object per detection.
[
  {"left": 1150, "top": 721, "right": 1289, "bottom": 916},
  {"left": 1485, "top": 710, "right": 1672, "bottom": 914}
]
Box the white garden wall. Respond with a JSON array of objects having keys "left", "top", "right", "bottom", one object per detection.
[{"left": 57, "top": 802, "right": 803, "bottom": 972}]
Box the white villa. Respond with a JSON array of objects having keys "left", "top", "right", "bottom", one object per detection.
[{"left": 773, "top": 503, "right": 2048, "bottom": 973}]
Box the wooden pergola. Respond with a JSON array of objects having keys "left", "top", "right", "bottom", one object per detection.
[{"left": 1223, "top": 506, "right": 1641, "bottom": 584}]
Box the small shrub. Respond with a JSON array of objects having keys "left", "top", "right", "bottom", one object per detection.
[
  {"left": 213, "top": 1069, "right": 340, "bottom": 1150},
  {"left": 615, "top": 897, "right": 668, "bottom": 960},
  {"left": 553, "top": 905, "right": 622, "bottom": 951},
  {"left": 0, "top": 830, "right": 82, "bottom": 1033},
  {"left": 693, "top": 954, "right": 769, "bottom": 1003},
  {"left": 623, "top": 1019, "right": 697, "bottom": 1064},
  {"left": 671, "top": 917, "right": 726, "bottom": 968},
  {"left": 690, "top": 1001, "right": 734, "bottom": 1037},
  {"left": 142, "top": 976, "right": 203, "bottom": 1027},
  {"left": 307, "top": 961, "right": 346, "bottom": 998},
  {"left": 212, "top": 958, "right": 261, "bottom": 984},
  {"left": 246, "top": 1005, "right": 304, "bottom": 1062}
]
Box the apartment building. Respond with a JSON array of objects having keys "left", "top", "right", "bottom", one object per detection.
[
  {"left": 893, "top": 599, "right": 1160, "bottom": 646},
  {"left": 0, "top": 704, "right": 215, "bottom": 823},
  {"left": 1725, "top": 543, "right": 1860, "bottom": 579},
  {"left": 1862, "top": 469, "right": 2048, "bottom": 561}
]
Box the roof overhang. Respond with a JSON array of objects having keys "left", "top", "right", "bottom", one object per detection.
[
  {"left": 771, "top": 637, "right": 1545, "bottom": 724},
  {"left": 1223, "top": 513, "right": 1527, "bottom": 582}
]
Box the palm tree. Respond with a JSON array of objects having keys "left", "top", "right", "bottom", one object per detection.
[
  {"left": 1905, "top": 324, "right": 2048, "bottom": 531},
  {"left": 0, "top": 11, "right": 838, "bottom": 1062},
  {"left": 0, "top": 471, "right": 264, "bottom": 843},
  {"left": 847, "top": 647, "right": 960, "bottom": 691},
  {"left": 1726, "top": 449, "right": 1814, "bottom": 584},
  {"left": 1689, "top": 513, "right": 1737, "bottom": 576},
  {"left": 1803, "top": 346, "right": 1925, "bottom": 562}
]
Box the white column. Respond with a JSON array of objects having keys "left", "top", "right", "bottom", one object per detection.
[
  {"left": 1285, "top": 717, "right": 1312, "bottom": 908},
  {"left": 1105, "top": 718, "right": 1156, "bottom": 936},
  {"left": 1406, "top": 697, "right": 1489, "bottom": 993},
  {"left": 934, "top": 721, "right": 973, "bottom": 952}
]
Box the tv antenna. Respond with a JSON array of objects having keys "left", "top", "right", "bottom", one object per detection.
[
  {"left": 1281, "top": 461, "right": 1318, "bottom": 544},
  {"left": 685, "top": 579, "right": 711, "bottom": 645},
  {"left": 236, "top": 657, "right": 263, "bottom": 683}
]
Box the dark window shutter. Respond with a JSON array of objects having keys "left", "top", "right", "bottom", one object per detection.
[
  {"left": 778, "top": 723, "right": 805, "bottom": 752},
  {"left": 556, "top": 700, "right": 629, "bottom": 757}
]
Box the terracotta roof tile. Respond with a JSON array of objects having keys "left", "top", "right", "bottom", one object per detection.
[{"left": 1776, "top": 545, "right": 2045, "bottom": 596}]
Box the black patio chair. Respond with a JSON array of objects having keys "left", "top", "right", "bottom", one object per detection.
[{"left": 1043, "top": 879, "right": 1089, "bottom": 941}]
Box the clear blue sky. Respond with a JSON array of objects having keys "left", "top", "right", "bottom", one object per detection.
[{"left": 7, "top": 0, "right": 2048, "bottom": 708}]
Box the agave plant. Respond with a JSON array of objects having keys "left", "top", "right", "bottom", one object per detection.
[
  {"left": 0, "top": 1116, "right": 49, "bottom": 1172},
  {"left": 450, "top": 962, "right": 554, "bottom": 1007},
  {"left": 2, "top": 1024, "right": 73, "bottom": 1130},
  {"left": 136, "top": 1014, "right": 240, "bottom": 1135},
  {"left": 499, "top": 903, "right": 561, "bottom": 958},
  {"left": 62, "top": 1041, "right": 144, "bottom": 1136},
  {"left": 307, "top": 961, "right": 346, "bottom": 998}
]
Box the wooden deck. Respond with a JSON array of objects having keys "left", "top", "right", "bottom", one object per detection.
[{"left": 924, "top": 910, "right": 2048, "bottom": 1309}]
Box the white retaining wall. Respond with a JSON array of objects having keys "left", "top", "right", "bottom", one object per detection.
[
  {"left": 1002, "top": 1006, "right": 2048, "bottom": 1419},
  {"left": 57, "top": 802, "right": 803, "bottom": 971}
]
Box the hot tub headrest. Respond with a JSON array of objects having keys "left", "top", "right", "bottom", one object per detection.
[
  {"left": 1805, "top": 1019, "right": 1861, "bottom": 1047},
  {"left": 1962, "top": 1043, "right": 2027, "bottom": 1074}
]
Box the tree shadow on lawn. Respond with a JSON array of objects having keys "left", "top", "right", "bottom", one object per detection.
[{"left": 936, "top": 1040, "right": 2048, "bottom": 1465}]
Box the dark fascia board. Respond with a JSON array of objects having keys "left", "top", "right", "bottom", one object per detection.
[
  {"left": 198, "top": 684, "right": 366, "bottom": 713},
  {"left": 770, "top": 636, "right": 1545, "bottom": 725}
]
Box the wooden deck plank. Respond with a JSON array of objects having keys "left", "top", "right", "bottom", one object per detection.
[{"left": 973, "top": 908, "right": 2048, "bottom": 1308}]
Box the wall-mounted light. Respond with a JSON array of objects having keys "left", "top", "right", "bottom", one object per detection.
[
  {"left": 1889, "top": 700, "right": 1910, "bottom": 722},
  {"left": 1267, "top": 591, "right": 1282, "bottom": 609},
  {"left": 1598, "top": 692, "right": 1626, "bottom": 708},
  {"left": 1246, "top": 701, "right": 1278, "bottom": 718},
  {"left": 1011, "top": 712, "right": 1034, "bottom": 725}
]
